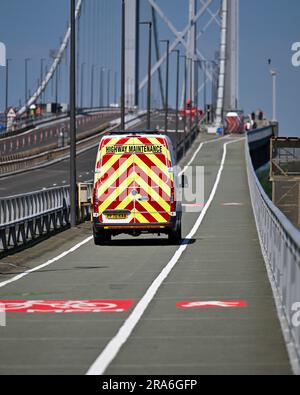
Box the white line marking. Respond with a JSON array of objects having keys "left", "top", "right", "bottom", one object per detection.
[
  {"left": 179, "top": 135, "right": 229, "bottom": 176},
  {"left": 86, "top": 138, "right": 244, "bottom": 375},
  {"left": 0, "top": 237, "right": 93, "bottom": 289}
]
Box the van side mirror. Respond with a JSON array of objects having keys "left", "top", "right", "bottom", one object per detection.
[{"left": 180, "top": 174, "right": 189, "bottom": 188}]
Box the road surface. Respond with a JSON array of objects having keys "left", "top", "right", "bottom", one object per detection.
[{"left": 0, "top": 133, "right": 291, "bottom": 375}]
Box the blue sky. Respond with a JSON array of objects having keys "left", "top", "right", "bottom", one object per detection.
[{"left": 0, "top": 0, "right": 299, "bottom": 136}]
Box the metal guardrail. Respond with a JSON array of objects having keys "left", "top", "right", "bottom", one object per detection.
[
  {"left": 0, "top": 184, "right": 92, "bottom": 255},
  {"left": 0, "top": 108, "right": 121, "bottom": 140},
  {"left": 245, "top": 135, "right": 300, "bottom": 374}
]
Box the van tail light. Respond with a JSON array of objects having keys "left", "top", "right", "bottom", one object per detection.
[
  {"left": 170, "top": 187, "right": 176, "bottom": 212},
  {"left": 93, "top": 189, "right": 99, "bottom": 212}
]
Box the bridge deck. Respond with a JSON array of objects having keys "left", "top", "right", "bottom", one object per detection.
[{"left": 0, "top": 135, "right": 292, "bottom": 375}]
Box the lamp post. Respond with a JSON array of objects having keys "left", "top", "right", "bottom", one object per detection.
[
  {"left": 140, "top": 21, "right": 152, "bottom": 129},
  {"left": 24, "top": 58, "right": 31, "bottom": 106},
  {"left": 70, "top": 0, "right": 77, "bottom": 228},
  {"left": 210, "top": 60, "right": 218, "bottom": 123},
  {"left": 203, "top": 60, "right": 207, "bottom": 115},
  {"left": 121, "top": 0, "right": 125, "bottom": 130},
  {"left": 80, "top": 62, "right": 85, "bottom": 109},
  {"left": 5, "top": 58, "right": 12, "bottom": 112},
  {"left": 268, "top": 59, "right": 277, "bottom": 122},
  {"left": 172, "top": 50, "right": 180, "bottom": 142},
  {"left": 40, "top": 58, "right": 46, "bottom": 105},
  {"left": 180, "top": 55, "right": 187, "bottom": 154},
  {"left": 91, "top": 64, "right": 95, "bottom": 108},
  {"left": 193, "top": 59, "right": 200, "bottom": 127},
  {"left": 160, "top": 40, "right": 170, "bottom": 133},
  {"left": 189, "top": 58, "right": 193, "bottom": 137},
  {"left": 114, "top": 71, "right": 118, "bottom": 105},
  {"left": 107, "top": 69, "right": 111, "bottom": 108},
  {"left": 271, "top": 69, "right": 277, "bottom": 122},
  {"left": 55, "top": 62, "right": 59, "bottom": 106},
  {"left": 99, "top": 67, "right": 104, "bottom": 108}
]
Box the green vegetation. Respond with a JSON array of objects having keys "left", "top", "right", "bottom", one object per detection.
[{"left": 257, "top": 167, "right": 272, "bottom": 199}]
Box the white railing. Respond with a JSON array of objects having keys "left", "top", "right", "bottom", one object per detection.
[
  {"left": 0, "top": 187, "right": 70, "bottom": 227},
  {"left": 245, "top": 136, "right": 300, "bottom": 375},
  {"left": 0, "top": 184, "right": 92, "bottom": 254}
]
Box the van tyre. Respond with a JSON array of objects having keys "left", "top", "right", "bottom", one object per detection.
[
  {"left": 94, "top": 230, "right": 111, "bottom": 245},
  {"left": 168, "top": 220, "right": 182, "bottom": 245}
]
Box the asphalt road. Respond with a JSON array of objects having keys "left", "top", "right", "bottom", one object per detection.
[
  {"left": 0, "top": 113, "right": 186, "bottom": 197},
  {"left": 0, "top": 133, "right": 292, "bottom": 375}
]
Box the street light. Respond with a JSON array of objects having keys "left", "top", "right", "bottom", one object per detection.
[
  {"left": 160, "top": 40, "right": 170, "bottom": 134},
  {"left": 114, "top": 71, "right": 118, "bottom": 105},
  {"left": 55, "top": 63, "right": 59, "bottom": 106},
  {"left": 172, "top": 50, "right": 180, "bottom": 141},
  {"left": 121, "top": 0, "right": 125, "bottom": 130},
  {"left": 210, "top": 60, "right": 218, "bottom": 123},
  {"left": 24, "top": 58, "right": 31, "bottom": 106},
  {"left": 70, "top": 0, "right": 77, "bottom": 228},
  {"left": 268, "top": 59, "right": 277, "bottom": 122},
  {"left": 188, "top": 58, "right": 193, "bottom": 137},
  {"left": 80, "top": 62, "right": 86, "bottom": 109},
  {"left": 40, "top": 58, "right": 46, "bottom": 105},
  {"left": 270, "top": 69, "right": 277, "bottom": 122},
  {"left": 91, "top": 64, "right": 96, "bottom": 108},
  {"left": 5, "top": 58, "right": 12, "bottom": 112},
  {"left": 107, "top": 68, "right": 111, "bottom": 108},
  {"left": 193, "top": 59, "right": 199, "bottom": 125},
  {"left": 99, "top": 67, "right": 104, "bottom": 108},
  {"left": 180, "top": 54, "right": 187, "bottom": 154},
  {"left": 202, "top": 60, "right": 207, "bottom": 115},
  {"left": 140, "top": 21, "right": 152, "bottom": 129}
]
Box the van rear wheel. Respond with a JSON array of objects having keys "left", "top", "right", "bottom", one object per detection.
[
  {"left": 94, "top": 230, "right": 111, "bottom": 245},
  {"left": 168, "top": 220, "right": 182, "bottom": 245}
]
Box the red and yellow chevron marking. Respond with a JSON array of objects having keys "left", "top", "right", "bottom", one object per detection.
[{"left": 94, "top": 135, "right": 174, "bottom": 224}]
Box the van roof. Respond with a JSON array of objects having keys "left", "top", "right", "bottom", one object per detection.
[{"left": 107, "top": 129, "right": 164, "bottom": 136}]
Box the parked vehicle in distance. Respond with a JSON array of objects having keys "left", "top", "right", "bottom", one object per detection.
[
  {"left": 224, "top": 111, "right": 244, "bottom": 134},
  {"left": 179, "top": 99, "right": 203, "bottom": 121},
  {"left": 92, "top": 130, "right": 184, "bottom": 245}
]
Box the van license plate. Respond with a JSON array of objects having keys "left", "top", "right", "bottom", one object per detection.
[{"left": 106, "top": 214, "right": 128, "bottom": 220}]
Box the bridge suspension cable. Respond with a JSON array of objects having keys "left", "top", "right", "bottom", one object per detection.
[{"left": 17, "top": 0, "right": 83, "bottom": 117}]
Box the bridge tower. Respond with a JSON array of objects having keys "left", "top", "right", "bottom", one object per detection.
[
  {"left": 125, "top": 0, "right": 140, "bottom": 108},
  {"left": 224, "top": 0, "right": 239, "bottom": 111},
  {"left": 216, "top": 0, "right": 239, "bottom": 127}
]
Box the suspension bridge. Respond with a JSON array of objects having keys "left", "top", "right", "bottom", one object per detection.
[{"left": 0, "top": 0, "right": 299, "bottom": 376}]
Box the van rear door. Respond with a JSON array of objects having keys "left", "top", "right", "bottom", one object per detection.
[
  {"left": 94, "top": 135, "right": 174, "bottom": 226},
  {"left": 132, "top": 136, "right": 173, "bottom": 225},
  {"left": 95, "top": 136, "right": 137, "bottom": 224}
]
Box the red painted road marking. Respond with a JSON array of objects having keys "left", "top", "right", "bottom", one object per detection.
[
  {"left": 177, "top": 300, "right": 248, "bottom": 309},
  {"left": 0, "top": 300, "right": 134, "bottom": 313}
]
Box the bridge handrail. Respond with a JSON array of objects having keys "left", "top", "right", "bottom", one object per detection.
[
  {"left": 0, "top": 186, "right": 70, "bottom": 227},
  {"left": 245, "top": 133, "right": 300, "bottom": 374}
]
